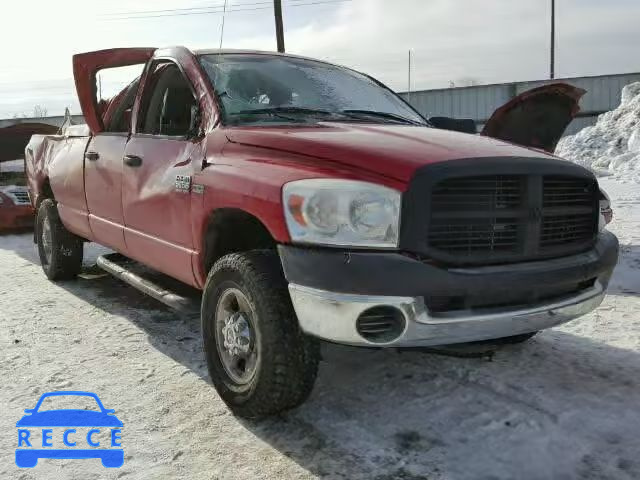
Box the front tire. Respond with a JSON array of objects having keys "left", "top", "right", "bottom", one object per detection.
[
  {"left": 36, "top": 199, "right": 83, "bottom": 281},
  {"left": 202, "top": 251, "right": 319, "bottom": 419}
]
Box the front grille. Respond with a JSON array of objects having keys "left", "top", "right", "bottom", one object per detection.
[
  {"left": 429, "top": 176, "right": 521, "bottom": 256},
  {"left": 543, "top": 176, "right": 594, "bottom": 208},
  {"left": 9, "top": 189, "right": 30, "bottom": 205},
  {"left": 425, "top": 174, "right": 598, "bottom": 264},
  {"left": 431, "top": 176, "right": 521, "bottom": 210},
  {"left": 540, "top": 176, "right": 597, "bottom": 250}
]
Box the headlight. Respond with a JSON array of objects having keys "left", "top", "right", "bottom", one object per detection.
[{"left": 283, "top": 179, "right": 401, "bottom": 248}]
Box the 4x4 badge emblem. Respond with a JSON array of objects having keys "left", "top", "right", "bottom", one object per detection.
[{"left": 175, "top": 175, "right": 191, "bottom": 192}]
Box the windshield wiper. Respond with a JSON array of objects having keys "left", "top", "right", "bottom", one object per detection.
[
  {"left": 235, "top": 107, "right": 338, "bottom": 116},
  {"left": 229, "top": 107, "right": 343, "bottom": 123},
  {"left": 341, "top": 109, "right": 424, "bottom": 125}
]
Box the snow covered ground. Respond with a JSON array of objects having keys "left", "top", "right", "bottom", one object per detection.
[{"left": 0, "top": 178, "right": 638, "bottom": 480}]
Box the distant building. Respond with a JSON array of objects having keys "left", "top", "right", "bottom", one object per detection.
[{"left": 400, "top": 72, "right": 640, "bottom": 136}]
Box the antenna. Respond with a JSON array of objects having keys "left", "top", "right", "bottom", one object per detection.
[
  {"left": 550, "top": 0, "right": 556, "bottom": 79},
  {"left": 408, "top": 50, "right": 412, "bottom": 102},
  {"left": 219, "top": 0, "right": 228, "bottom": 49}
]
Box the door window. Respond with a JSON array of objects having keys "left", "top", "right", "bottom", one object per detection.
[{"left": 138, "top": 63, "right": 198, "bottom": 137}]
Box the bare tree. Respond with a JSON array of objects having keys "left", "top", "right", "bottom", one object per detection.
[
  {"left": 456, "top": 78, "right": 481, "bottom": 87},
  {"left": 33, "top": 105, "right": 48, "bottom": 118}
]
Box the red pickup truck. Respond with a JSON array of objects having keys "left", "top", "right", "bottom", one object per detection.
[{"left": 26, "top": 47, "right": 618, "bottom": 418}]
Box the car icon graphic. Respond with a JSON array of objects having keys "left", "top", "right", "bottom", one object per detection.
[{"left": 16, "top": 391, "right": 123, "bottom": 468}]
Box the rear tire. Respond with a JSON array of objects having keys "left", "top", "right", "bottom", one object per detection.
[
  {"left": 36, "top": 199, "right": 83, "bottom": 281},
  {"left": 202, "top": 250, "right": 320, "bottom": 419}
]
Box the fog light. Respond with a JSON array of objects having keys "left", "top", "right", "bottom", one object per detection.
[{"left": 356, "top": 306, "right": 406, "bottom": 344}]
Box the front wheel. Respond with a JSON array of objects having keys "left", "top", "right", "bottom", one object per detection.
[
  {"left": 202, "top": 251, "right": 320, "bottom": 419},
  {"left": 36, "top": 199, "right": 83, "bottom": 281}
]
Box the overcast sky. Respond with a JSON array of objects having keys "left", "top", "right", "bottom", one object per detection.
[{"left": 1, "top": 0, "right": 640, "bottom": 118}]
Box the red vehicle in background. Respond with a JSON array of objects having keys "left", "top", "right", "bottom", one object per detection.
[
  {"left": 25, "top": 47, "right": 618, "bottom": 418},
  {"left": 0, "top": 160, "right": 33, "bottom": 232}
]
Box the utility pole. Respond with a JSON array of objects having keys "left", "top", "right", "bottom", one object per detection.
[
  {"left": 550, "top": 0, "right": 555, "bottom": 79},
  {"left": 408, "top": 50, "right": 412, "bottom": 102},
  {"left": 274, "top": 0, "right": 285, "bottom": 53}
]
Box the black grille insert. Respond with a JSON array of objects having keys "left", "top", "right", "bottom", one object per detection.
[
  {"left": 426, "top": 278, "right": 597, "bottom": 314},
  {"left": 426, "top": 174, "right": 598, "bottom": 264}
]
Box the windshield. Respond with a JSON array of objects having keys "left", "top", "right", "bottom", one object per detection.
[{"left": 199, "top": 54, "right": 427, "bottom": 126}]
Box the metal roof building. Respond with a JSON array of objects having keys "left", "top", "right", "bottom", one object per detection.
[{"left": 399, "top": 72, "right": 640, "bottom": 136}]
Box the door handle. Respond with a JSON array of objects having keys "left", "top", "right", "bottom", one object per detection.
[
  {"left": 124, "top": 155, "right": 143, "bottom": 167},
  {"left": 85, "top": 151, "right": 100, "bottom": 161}
]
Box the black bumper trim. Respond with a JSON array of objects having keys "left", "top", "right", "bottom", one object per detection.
[{"left": 278, "top": 231, "right": 619, "bottom": 298}]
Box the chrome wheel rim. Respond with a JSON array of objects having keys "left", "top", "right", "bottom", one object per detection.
[
  {"left": 215, "top": 288, "right": 259, "bottom": 384},
  {"left": 41, "top": 217, "right": 53, "bottom": 265}
]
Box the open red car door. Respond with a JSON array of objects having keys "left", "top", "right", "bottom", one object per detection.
[
  {"left": 481, "top": 83, "right": 586, "bottom": 153},
  {"left": 73, "top": 48, "right": 155, "bottom": 134}
]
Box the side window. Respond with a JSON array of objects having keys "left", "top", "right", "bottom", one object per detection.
[
  {"left": 105, "top": 79, "right": 140, "bottom": 133},
  {"left": 138, "top": 63, "right": 198, "bottom": 137}
]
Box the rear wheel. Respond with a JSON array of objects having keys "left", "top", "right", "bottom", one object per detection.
[
  {"left": 202, "top": 250, "right": 319, "bottom": 419},
  {"left": 36, "top": 199, "right": 83, "bottom": 281}
]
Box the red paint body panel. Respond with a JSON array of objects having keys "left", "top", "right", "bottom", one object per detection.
[
  {"left": 85, "top": 135, "right": 128, "bottom": 251},
  {"left": 25, "top": 134, "right": 94, "bottom": 240},
  {"left": 27, "top": 46, "right": 573, "bottom": 291},
  {"left": 73, "top": 48, "right": 155, "bottom": 134},
  {"left": 0, "top": 197, "right": 33, "bottom": 231},
  {"left": 122, "top": 136, "right": 203, "bottom": 286},
  {"left": 224, "top": 123, "right": 544, "bottom": 182}
]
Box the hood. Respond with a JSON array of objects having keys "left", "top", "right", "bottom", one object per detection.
[
  {"left": 482, "top": 83, "right": 586, "bottom": 153},
  {"left": 225, "top": 123, "right": 549, "bottom": 182}
]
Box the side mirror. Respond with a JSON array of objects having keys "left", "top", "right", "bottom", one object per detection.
[{"left": 24, "top": 409, "right": 34, "bottom": 414}]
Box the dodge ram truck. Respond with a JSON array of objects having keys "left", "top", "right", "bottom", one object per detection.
[{"left": 26, "top": 47, "right": 619, "bottom": 418}]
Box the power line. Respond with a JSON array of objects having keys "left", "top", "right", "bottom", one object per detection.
[
  {"left": 101, "top": 0, "right": 328, "bottom": 18},
  {"left": 101, "top": 0, "right": 351, "bottom": 21},
  {"left": 102, "top": 0, "right": 278, "bottom": 17}
]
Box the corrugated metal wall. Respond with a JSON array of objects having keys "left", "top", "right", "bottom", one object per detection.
[{"left": 400, "top": 72, "right": 640, "bottom": 136}]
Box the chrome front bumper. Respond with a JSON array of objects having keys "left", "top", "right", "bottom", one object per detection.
[{"left": 288, "top": 282, "right": 606, "bottom": 347}]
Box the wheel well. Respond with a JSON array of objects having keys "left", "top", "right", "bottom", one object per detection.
[
  {"left": 32, "top": 179, "right": 55, "bottom": 244},
  {"left": 203, "top": 209, "right": 277, "bottom": 273},
  {"left": 39, "top": 178, "right": 54, "bottom": 207}
]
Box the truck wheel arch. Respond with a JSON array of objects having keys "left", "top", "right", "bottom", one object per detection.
[
  {"left": 38, "top": 178, "right": 55, "bottom": 207},
  {"left": 201, "top": 208, "right": 277, "bottom": 274},
  {"left": 32, "top": 178, "right": 55, "bottom": 244}
]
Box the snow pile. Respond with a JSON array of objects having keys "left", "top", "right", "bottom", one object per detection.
[{"left": 556, "top": 82, "right": 640, "bottom": 183}]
